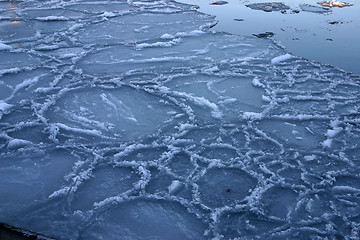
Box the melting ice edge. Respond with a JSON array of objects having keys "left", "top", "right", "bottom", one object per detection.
[{"left": 1, "top": 0, "right": 360, "bottom": 239}]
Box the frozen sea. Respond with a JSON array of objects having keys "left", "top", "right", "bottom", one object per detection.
[{"left": 0, "top": 0, "right": 360, "bottom": 239}]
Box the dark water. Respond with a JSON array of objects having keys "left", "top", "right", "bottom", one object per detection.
[{"left": 178, "top": 0, "right": 360, "bottom": 75}]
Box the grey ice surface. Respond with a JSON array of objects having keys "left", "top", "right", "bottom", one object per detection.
[
  {"left": 246, "top": 2, "right": 290, "bottom": 12},
  {"left": 0, "top": 0, "right": 360, "bottom": 239}
]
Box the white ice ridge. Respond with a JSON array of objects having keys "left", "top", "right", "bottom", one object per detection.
[
  {"left": 0, "top": 0, "right": 360, "bottom": 239},
  {"left": 0, "top": 42, "right": 12, "bottom": 50},
  {"left": 271, "top": 53, "right": 293, "bottom": 64},
  {"left": 35, "top": 16, "right": 69, "bottom": 21}
]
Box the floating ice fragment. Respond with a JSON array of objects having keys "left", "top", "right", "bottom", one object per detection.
[
  {"left": 168, "top": 180, "right": 183, "bottom": 195},
  {"left": 177, "top": 123, "right": 196, "bottom": 132},
  {"left": 175, "top": 30, "right": 205, "bottom": 37},
  {"left": 218, "top": 98, "right": 237, "bottom": 105},
  {"left": 35, "top": 45, "right": 60, "bottom": 51},
  {"left": 0, "top": 100, "right": 12, "bottom": 111},
  {"left": 56, "top": 123, "right": 103, "bottom": 137},
  {"left": 203, "top": 66, "right": 220, "bottom": 73},
  {"left": 0, "top": 68, "right": 21, "bottom": 76},
  {"left": 253, "top": 32, "right": 274, "bottom": 38},
  {"left": 246, "top": 2, "right": 290, "bottom": 12},
  {"left": 242, "top": 112, "right": 263, "bottom": 120},
  {"left": 14, "top": 76, "right": 40, "bottom": 92},
  {"left": 322, "top": 138, "right": 332, "bottom": 148},
  {"left": 271, "top": 53, "right": 293, "bottom": 64},
  {"left": 210, "top": 1, "right": 228, "bottom": 5},
  {"left": 136, "top": 39, "right": 181, "bottom": 49},
  {"left": 304, "top": 155, "right": 316, "bottom": 161},
  {"left": 7, "top": 139, "right": 32, "bottom": 149},
  {"left": 300, "top": 4, "right": 331, "bottom": 13},
  {"left": 49, "top": 186, "right": 70, "bottom": 199},
  {"left": 0, "top": 101, "right": 12, "bottom": 119},
  {"left": 332, "top": 186, "right": 360, "bottom": 193},
  {"left": 318, "top": 0, "right": 353, "bottom": 8},
  {"left": 252, "top": 77, "right": 265, "bottom": 88},
  {"left": 35, "top": 16, "right": 69, "bottom": 21},
  {"left": 327, "top": 128, "right": 341, "bottom": 138},
  {"left": 68, "top": 23, "right": 84, "bottom": 32},
  {"left": 100, "top": 12, "right": 117, "bottom": 18},
  {"left": 0, "top": 42, "right": 12, "bottom": 50},
  {"left": 262, "top": 95, "right": 271, "bottom": 102},
  {"left": 160, "top": 33, "right": 174, "bottom": 39}
]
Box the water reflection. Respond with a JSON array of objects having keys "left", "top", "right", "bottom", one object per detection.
[
  {"left": 6, "top": 1, "right": 20, "bottom": 17},
  {"left": 3, "top": 0, "right": 22, "bottom": 24},
  {"left": 177, "top": 0, "right": 360, "bottom": 75}
]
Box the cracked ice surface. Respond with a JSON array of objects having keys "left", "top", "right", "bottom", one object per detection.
[{"left": 1, "top": 0, "right": 360, "bottom": 239}]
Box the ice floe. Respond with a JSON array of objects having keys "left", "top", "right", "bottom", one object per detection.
[{"left": 1, "top": 0, "right": 360, "bottom": 239}]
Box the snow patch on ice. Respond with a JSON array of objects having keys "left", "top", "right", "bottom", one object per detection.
[
  {"left": 322, "top": 138, "right": 332, "bottom": 148},
  {"left": 0, "top": 101, "right": 12, "bottom": 111},
  {"left": 242, "top": 111, "right": 263, "bottom": 120},
  {"left": 168, "top": 180, "right": 183, "bottom": 195},
  {"left": 36, "top": 16, "right": 69, "bottom": 21},
  {"left": 7, "top": 139, "right": 32, "bottom": 149},
  {"left": 0, "top": 42, "right": 12, "bottom": 50},
  {"left": 271, "top": 53, "right": 293, "bottom": 64},
  {"left": 100, "top": 12, "right": 117, "bottom": 18}
]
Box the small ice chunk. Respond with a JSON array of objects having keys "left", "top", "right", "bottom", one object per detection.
[
  {"left": 246, "top": 2, "right": 290, "bottom": 12},
  {"left": 203, "top": 66, "right": 219, "bottom": 73},
  {"left": 300, "top": 4, "right": 331, "bottom": 13},
  {"left": 49, "top": 187, "right": 70, "bottom": 198},
  {"left": 322, "top": 139, "right": 332, "bottom": 148},
  {"left": 68, "top": 23, "right": 84, "bottom": 32},
  {"left": 0, "top": 42, "right": 12, "bottom": 50},
  {"left": 242, "top": 112, "right": 263, "bottom": 120},
  {"left": 100, "top": 12, "right": 117, "bottom": 18},
  {"left": 219, "top": 98, "right": 237, "bottom": 105},
  {"left": 177, "top": 123, "right": 195, "bottom": 132},
  {"left": 7, "top": 139, "right": 32, "bottom": 149},
  {"left": 327, "top": 128, "right": 341, "bottom": 138},
  {"left": 0, "top": 100, "right": 12, "bottom": 111},
  {"left": 212, "top": 110, "right": 223, "bottom": 119},
  {"left": 35, "top": 45, "right": 60, "bottom": 51},
  {"left": 0, "top": 68, "right": 21, "bottom": 76},
  {"left": 262, "top": 95, "right": 271, "bottom": 102},
  {"left": 36, "top": 16, "right": 68, "bottom": 21},
  {"left": 160, "top": 33, "right": 174, "bottom": 39},
  {"left": 332, "top": 186, "right": 360, "bottom": 193},
  {"left": 175, "top": 30, "right": 205, "bottom": 37},
  {"left": 14, "top": 76, "right": 40, "bottom": 92},
  {"left": 304, "top": 155, "right": 316, "bottom": 161},
  {"left": 252, "top": 77, "right": 265, "bottom": 88},
  {"left": 271, "top": 54, "right": 293, "bottom": 64},
  {"left": 210, "top": 1, "right": 228, "bottom": 5},
  {"left": 318, "top": 0, "right": 353, "bottom": 8},
  {"left": 168, "top": 180, "right": 183, "bottom": 195}
]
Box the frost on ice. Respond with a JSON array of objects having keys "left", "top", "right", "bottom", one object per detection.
[{"left": 1, "top": 0, "right": 360, "bottom": 239}]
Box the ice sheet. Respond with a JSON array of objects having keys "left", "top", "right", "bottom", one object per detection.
[{"left": 1, "top": 0, "right": 360, "bottom": 239}]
